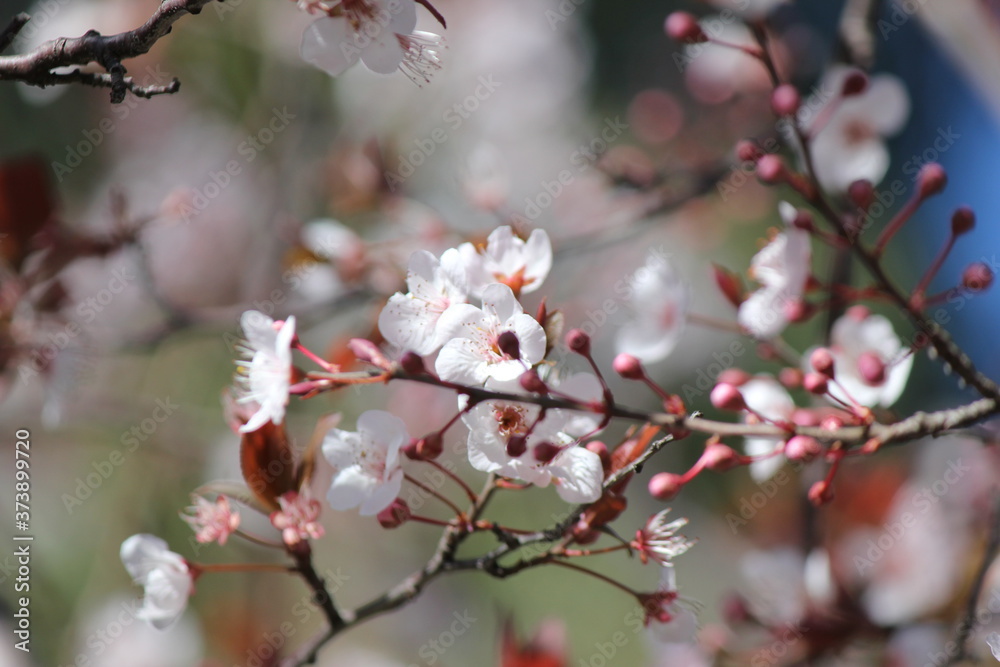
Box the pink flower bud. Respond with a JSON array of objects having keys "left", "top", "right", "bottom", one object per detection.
[
  {"left": 496, "top": 330, "right": 521, "bottom": 359},
  {"left": 779, "top": 367, "right": 803, "bottom": 389},
  {"left": 841, "top": 70, "right": 868, "bottom": 96},
  {"left": 802, "top": 372, "right": 828, "bottom": 395},
  {"left": 917, "top": 163, "right": 947, "bottom": 199},
  {"left": 736, "top": 140, "right": 764, "bottom": 163},
  {"left": 403, "top": 438, "right": 422, "bottom": 461},
  {"left": 963, "top": 262, "right": 994, "bottom": 292},
  {"left": 586, "top": 441, "right": 612, "bottom": 474},
  {"left": 857, "top": 351, "right": 886, "bottom": 386},
  {"left": 665, "top": 12, "right": 707, "bottom": 43},
  {"left": 756, "top": 154, "right": 787, "bottom": 184},
  {"left": 820, "top": 415, "right": 843, "bottom": 431},
  {"left": 951, "top": 206, "right": 975, "bottom": 236},
  {"left": 771, "top": 84, "right": 801, "bottom": 117},
  {"left": 416, "top": 433, "right": 444, "bottom": 460},
  {"left": 519, "top": 369, "right": 548, "bottom": 394},
  {"left": 809, "top": 348, "right": 835, "bottom": 378},
  {"left": 790, "top": 209, "right": 814, "bottom": 231},
  {"left": 566, "top": 328, "right": 591, "bottom": 356},
  {"left": 848, "top": 179, "right": 874, "bottom": 210},
  {"left": 712, "top": 263, "right": 745, "bottom": 307},
  {"left": 846, "top": 304, "right": 870, "bottom": 321},
  {"left": 784, "top": 299, "right": 809, "bottom": 323},
  {"left": 649, "top": 472, "right": 684, "bottom": 501},
  {"left": 710, "top": 383, "right": 746, "bottom": 411},
  {"left": 377, "top": 498, "right": 411, "bottom": 528},
  {"left": 717, "top": 368, "right": 751, "bottom": 387},
  {"left": 784, "top": 435, "right": 822, "bottom": 462},
  {"left": 506, "top": 435, "right": 527, "bottom": 458},
  {"left": 348, "top": 338, "right": 392, "bottom": 370},
  {"left": 613, "top": 353, "right": 645, "bottom": 380},
  {"left": 703, "top": 443, "right": 739, "bottom": 471},
  {"left": 399, "top": 351, "right": 426, "bottom": 375},
  {"left": 533, "top": 441, "right": 562, "bottom": 464}
]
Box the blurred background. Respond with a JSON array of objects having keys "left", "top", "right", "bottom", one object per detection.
[{"left": 2, "top": 0, "right": 1000, "bottom": 665}]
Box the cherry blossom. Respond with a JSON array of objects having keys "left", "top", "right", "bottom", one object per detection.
[
  {"left": 457, "top": 226, "right": 552, "bottom": 298},
  {"left": 825, "top": 307, "right": 913, "bottom": 407},
  {"left": 234, "top": 310, "right": 296, "bottom": 433},
  {"left": 740, "top": 375, "right": 795, "bottom": 481},
  {"left": 270, "top": 490, "right": 325, "bottom": 545},
  {"left": 806, "top": 67, "right": 910, "bottom": 192},
  {"left": 378, "top": 248, "right": 468, "bottom": 355},
  {"left": 615, "top": 255, "right": 688, "bottom": 363},
  {"left": 986, "top": 632, "right": 1000, "bottom": 660},
  {"left": 738, "top": 202, "right": 811, "bottom": 339},
  {"left": 435, "top": 283, "right": 546, "bottom": 385},
  {"left": 633, "top": 509, "right": 695, "bottom": 568},
  {"left": 120, "top": 534, "right": 194, "bottom": 630},
  {"left": 461, "top": 380, "right": 603, "bottom": 502},
  {"left": 300, "top": 0, "right": 444, "bottom": 83},
  {"left": 682, "top": 22, "right": 772, "bottom": 105},
  {"left": 323, "top": 409, "right": 407, "bottom": 515},
  {"left": 181, "top": 495, "right": 240, "bottom": 545}
]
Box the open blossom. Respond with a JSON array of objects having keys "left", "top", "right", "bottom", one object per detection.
[
  {"left": 270, "top": 490, "right": 325, "bottom": 545},
  {"left": 323, "top": 410, "right": 407, "bottom": 516},
  {"left": 741, "top": 375, "right": 796, "bottom": 481},
  {"left": 634, "top": 509, "right": 695, "bottom": 567},
  {"left": 300, "top": 0, "right": 444, "bottom": 83},
  {"left": 120, "top": 534, "right": 194, "bottom": 630},
  {"left": 806, "top": 67, "right": 910, "bottom": 192},
  {"left": 458, "top": 226, "right": 552, "bottom": 298},
  {"left": 234, "top": 310, "right": 295, "bottom": 434},
  {"left": 435, "top": 283, "right": 546, "bottom": 385},
  {"left": 461, "top": 379, "right": 603, "bottom": 502},
  {"left": 738, "top": 202, "right": 811, "bottom": 339},
  {"left": 181, "top": 495, "right": 239, "bottom": 545},
  {"left": 378, "top": 248, "right": 468, "bottom": 355},
  {"left": 825, "top": 307, "right": 912, "bottom": 407},
  {"left": 615, "top": 254, "right": 688, "bottom": 363}
]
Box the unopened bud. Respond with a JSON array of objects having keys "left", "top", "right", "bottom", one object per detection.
[
  {"left": 963, "top": 262, "right": 994, "bottom": 292},
  {"left": 566, "top": 328, "right": 591, "bottom": 356},
  {"left": 710, "top": 383, "right": 746, "bottom": 412},
  {"left": 848, "top": 179, "right": 875, "bottom": 210},
  {"left": 403, "top": 438, "right": 422, "bottom": 460},
  {"left": 784, "top": 435, "right": 822, "bottom": 462},
  {"left": 820, "top": 415, "right": 843, "bottom": 431},
  {"left": 665, "top": 12, "right": 707, "bottom": 43},
  {"left": 802, "top": 372, "right": 828, "bottom": 395},
  {"left": 950, "top": 206, "right": 975, "bottom": 236},
  {"left": 718, "top": 368, "right": 751, "bottom": 386},
  {"left": 613, "top": 353, "right": 645, "bottom": 380},
  {"left": 809, "top": 348, "right": 835, "bottom": 378},
  {"left": 533, "top": 441, "right": 562, "bottom": 464},
  {"left": 857, "top": 351, "right": 886, "bottom": 386},
  {"left": 917, "top": 163, "right": 947, "bottom": 199},
  {"left": 506, "top": 435, "right": 527, "bottom": 458},
  {"left": 348, "top": 338, "right": 392, "bottom": 370},
  {"left": 377, "top": 498, "right": 411, "bottom": 528},
  {"left": 712, "top": 263, "right": 745, "bottom": 307},
  {"left": 736, "top": 140, "right": 764, "bottom": 163},
  {"left": 841, "top": 70, "right": 868, "bottom": 96},
  {"left": 703, "top": 443, "right": 739, "bottom": 471},
  {"left": 519, "top": 369, "right": 548, "bottom": 394},
  {"left": 416, "top": 433, "right": 444, "bottom": 460},
  {"left": 771, "top": 84, "right": 801, "bottom": 117},
  {"left": 779, "top": 367, "right": 803, "bottom": 389},
  {"left": 497, "top": 330, "right": 521, "bottom": 359},
  {"left": 756, "top": 154, "right": 787, "bottom": 184},
  {"left": 649, "top": 472, "right": 684, "bottom": 501},
  {"left": 808, "top": 480, "right": 834, "bottom": 505},
  {"left": 399, "top": 351, "right": 426, "bottom": 375}
]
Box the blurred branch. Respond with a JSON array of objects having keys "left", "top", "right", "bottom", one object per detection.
[
  {"left": 0, "top": 0, "right": 219, "bottom": 102},
  {"left": 947, "top": 491, "right": 1000, "bottom": 665}
]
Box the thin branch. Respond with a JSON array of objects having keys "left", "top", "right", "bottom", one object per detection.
[{"left": 0, "top": 0, "right": 217, "bottom": 102}]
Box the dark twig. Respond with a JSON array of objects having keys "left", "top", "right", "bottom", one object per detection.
[
  {"left": 946, "top": 491, "right": 1000, "bottom": 665},
  {"left": 0, "top": 13, "right": 29, "bottom": 53},
  {"left": 0, "top": 0, "right": 217, "bottom": 102}
]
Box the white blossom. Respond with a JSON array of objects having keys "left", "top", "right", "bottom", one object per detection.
[
  {"left": 615, "top": 254, "right": 688, "bottom": 363},
  {"left": 741, "top": 375, "right": 796, "bottom": 481},
  {"left": 457, "top": 226, "right": 552, "bottom": 298},
  {"left": 323, "top": 410, "right": 407, "bottom": 516},
  {"left": 234, "top": 310, "right": 295, "bottom": 433},
  {"left": 120, "top": 535, "right": 193, "bottom": 630},
  {"left": 826, "top": 308, "right": 912, "bottom": 407}
]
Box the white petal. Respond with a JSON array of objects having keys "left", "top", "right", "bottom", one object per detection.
[
  {"left": 549, "top": 447, "right": 604, "bottom": 503},
  {"left": 300, "top": 17, "right": 360, "bottom": 77},
  {"left": 359, "top": 32, "right": 406, "bottom": 75},
  {"left": 378, "top": 292, "right": 442, "bottom": 355},
  {"left": 436, "top": 338, "right": 489, "bottom": 384},
  {"left": 738, "top": 288, "right": 788, "bottom": 339},
  {"left": 326, "top": 466, "right": 379, "bottom": 511},
  {"left": 482, "top": 283, "right": 523, "bottom": 324},
  {"left": 520, "top": 229, "right": 553, "bottom": 292},
  {"left": 358, "top": 468, "right": 404, "bottom": 515}
]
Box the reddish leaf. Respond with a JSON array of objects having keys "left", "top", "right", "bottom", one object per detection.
[
  {"left": 0, "top": 156, "right": 56, "bottom": 270},
  {"left": 500, "top": 618, "right": 566, "bottom": 667},
  {"left": 240, "top": 420, "right": 297, "bottom": 512}
]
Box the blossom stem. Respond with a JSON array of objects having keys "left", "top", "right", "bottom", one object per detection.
[
  {"left": 235, "top": 529, "right": 285, "bottom": 549},
  {"left": 549, "top": 559, "right": 638, "bottom": 597},
  {"left": 425, "top": 459, "right": 478, "bottom": 503},
  {"left": 404, "top": 473, "right": 467, "bottom": 521},
  {"left": 294, "top": 342, "right": 337, "bottom": 372},
  {"left": 911, "top": 233, "right": 957, "bottom": 308},
  {"left": 197, "top": 562, "right": 295, "bottom": 574},
  {"left": 873, "top": 193, "right": 921, "bottom": 258},
  {"left": 557, "top": 544, "right": 630, "bottom": 558},
  {"left": 409, "top": 514, "right": 456, "bottom": 528}
]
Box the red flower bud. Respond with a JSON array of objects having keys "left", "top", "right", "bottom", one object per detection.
[
  {"left": 756, "top": 154, "right": 787, "bottom": 184},
  {"left": 917, "top": 163, "right": 947, "bottom": 199},
  {"left": 712, "top": 263, "right": 745, "bottom": 308},
  {"left": 963, "top": 262, "right": 994, "bottom": 292},
  {"left": 710, "top": 383, "right": 746, "bottom": 412},
  {"left": 519, "top": 369, "right": 548, "bottom": 394},
  {"left": 809, "top": 348, "right": 836, "bottom": 378},
  {"left": 399, "top": 351, "right": 426, "bottom": 375},
  {"left": 566, "top": 328, "right": 591, "bottom": 356},
  {"left": 736, "top": 140, "right": 764, "bottom": 164},
  {"left": 802, "top": 372, "right": 828, "bottom": 395},
  {"left": 649, "top": 472, "right": 684, "bottom": 501},
  {"left": 784, "top": 435, "right": 822, "bottom": 462},
  {"left": 613, "top": 353, "right": 645, "bottom": 380},
  {"left": 771, "top": 84, "right": 801, "bottom": 117},
  {"left": 703, "top": 443, "right": 739, "bottom": 471},
  {"left": 377, "top": 498, "right": 411, "bottom": 528},
  {"left": 496, "top": 330, "right": 521, "bottom": 359},
  {"left": 506, "top": 435, "right": 528, "bottom": 458},
  {"left": 951, "top": 206, "right": 975, "bottom": 236},
  {"left": 841, "top": 70, "right": 868, "bottom": 96},
  {"left": 857, "top": 351, "right": 886, "bottom": 386},
  {"left": 665, "top": 12, "right": 707, "bottom": 43}
]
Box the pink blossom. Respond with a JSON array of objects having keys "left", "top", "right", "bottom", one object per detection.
[
  {"left": 181, "top": 495, "right": 240, "bottom": 546},
  {"left": 270, "top": 491, "right": 325, "bottom": 545}
]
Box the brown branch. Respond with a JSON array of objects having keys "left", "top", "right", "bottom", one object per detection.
[{"left": 0, "top": 0, "right": 218, "bottom": 102}]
